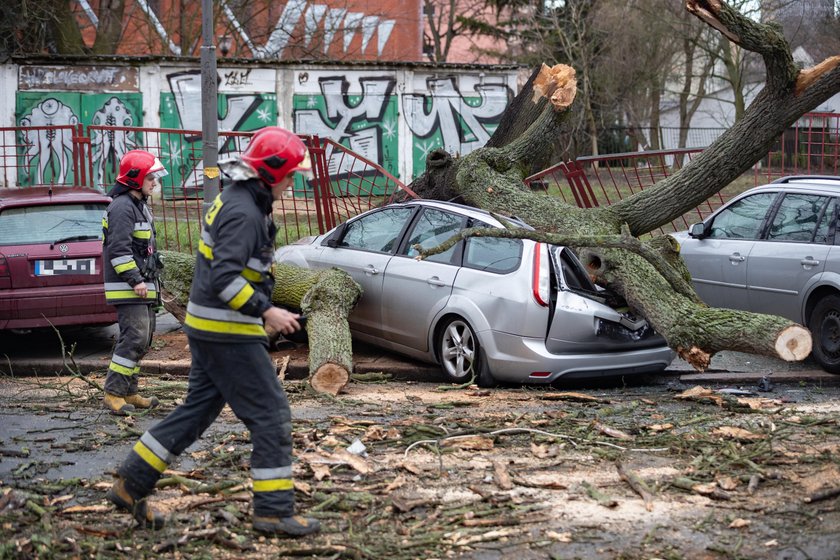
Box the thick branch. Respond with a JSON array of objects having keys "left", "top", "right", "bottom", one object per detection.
[
  {"left": 415, "top": 226, "right": 699, "bottom": 302},
  {"left": 609, "top": 4, "right": 840, "bottom": 236},
  {"left": 588, "top": 248, "right": 811, "bottom": 369}
]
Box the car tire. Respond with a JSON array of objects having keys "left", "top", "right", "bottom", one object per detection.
[
  {"left": 808, "top": 294, "right": 840, "bottom": 374},
  {"left": 437, "top": 317, "right": 495, "bottom": 387}
]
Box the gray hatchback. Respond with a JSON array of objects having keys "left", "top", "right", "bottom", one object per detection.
[
  {"left": 673, "top": 175, "right": 840, "bottom": 373},
  {"left": 276, "top": 199, "right": 673, "bottom": 386}
]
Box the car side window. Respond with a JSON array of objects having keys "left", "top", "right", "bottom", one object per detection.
[
  {"left": 708, "top": 192, "right": 777, "bottom": 239},
  {"left": 339, "top": 207, "right": 414, "bottom": 253},
  {"left": 814, "top": 198, "right": 837, "bottom": 244},
  {"left": 767, "top": 193, "right": 833, "bottom": 242},
  {"left": 463, "top": 221, "right": 523, "bottom": 274},
  {"left": 403, "top": 208, "right": 464, "bottom": 264}
]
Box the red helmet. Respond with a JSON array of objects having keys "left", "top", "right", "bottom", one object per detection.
[
  {"left": 240, "top": 127, "right": 311, "bottom": 187},
  {"left": 116, "top": 150, "right": 167, "bottom": 189}
]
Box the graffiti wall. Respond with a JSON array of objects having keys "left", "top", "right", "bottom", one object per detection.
[
  {"left": 15, "top": 66, "right": 143, "bottom": 188},
  {"left": 291, "top": 69, "right": 515, "bottom": 188},
  {"left": 7, "top": 61, "right": 523, "bottom": 191},
  {"left": 293, "top": 71, "right": 399, "bottom": 195},
  {"left": 404, "top": 73, "right": 512, "bottom": 178},
  {"left": 159, "top": 68, "right": 278, "bottom": 197}
]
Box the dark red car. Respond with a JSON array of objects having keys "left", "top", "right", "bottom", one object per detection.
[{"left": 0, "top": 187, "right": 117, "bottom": 331}]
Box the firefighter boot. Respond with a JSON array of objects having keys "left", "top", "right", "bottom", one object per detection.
[
  {"left": 106, "top": 477, "right": 166, "bottom": 530},
  {"left": 104, "top": 393, "right": 136, "bottom": 416},
  {"left": 253, "top": 515, "right": 321, "bottom": 537},
  {"left": 124, "top": 393, "right": 159, "bottom": 409}
]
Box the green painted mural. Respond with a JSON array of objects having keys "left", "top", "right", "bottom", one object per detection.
[
  {"left": 293, "top": 75, "right": 399, "bottom": 196},
  {"left": 159, "top": 69, "right": 279, "bottom": 198},
  {"left": 15, "top": 92, "right": 142, "bottom": 188}
]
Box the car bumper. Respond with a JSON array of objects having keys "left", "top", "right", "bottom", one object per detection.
[
  {"left": 0, "top": 285, "right": 117, "bottom": 330},
  {"left": 481, "top": 330, "right": 676, "bottom": 383}
]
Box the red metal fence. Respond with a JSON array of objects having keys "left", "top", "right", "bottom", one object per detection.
[
  {"left": 2, "top": 112, "right": 837, "bottom": 246},
  {"left": 525, "top": 112, "right": 840, "bottom": 233},
  {"left": 1, "top": 125, "right": 415, "bottom": 254}
]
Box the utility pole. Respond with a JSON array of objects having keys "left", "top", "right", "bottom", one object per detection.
[{"left": 200, "top": 0, "right": 219, "bottom": 210}]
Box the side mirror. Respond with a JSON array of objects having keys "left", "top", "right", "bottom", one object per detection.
[
  {"left": 688, "top": 222, "right": 707, "bottom": 239},
  {"left": 325, "top": 223, "right": 347, "bottom": 248}
]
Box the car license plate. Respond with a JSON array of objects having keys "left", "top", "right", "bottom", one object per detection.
[{"left": 35, "top": 258, "right": 97, "bottom": 276}]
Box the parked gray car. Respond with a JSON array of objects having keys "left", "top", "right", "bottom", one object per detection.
[
  {"left": 673, "top": 175, "right": 840, "bottom": 373},
  {"left": 276, "top": 199, "right": 674, "bottom": 386}
]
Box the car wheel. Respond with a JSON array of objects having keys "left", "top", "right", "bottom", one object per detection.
[
  {"left": 437, "top": 317, "right": 495, "bottom": 387},
  {"left": 809, "top": 294, "right": 840, "bottom": 374}
]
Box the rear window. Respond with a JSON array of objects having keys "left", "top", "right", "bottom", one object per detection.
[
  {"left": 463, "top": 237, "right": 523, "bottom": 273},
  {"left": 0, "top": 203, "right": 107, "bottom": 245}
]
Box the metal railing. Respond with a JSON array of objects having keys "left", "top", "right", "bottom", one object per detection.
[{"left": 1, "top": 124, "right": 415, "bottom": 253}]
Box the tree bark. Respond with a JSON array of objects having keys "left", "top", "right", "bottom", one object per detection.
[
  {"left": 408, "top": 1, "right": 839, "bottom": 369},
  {"left": 158, "top": 250, "right": 362, "bottom": 395}
]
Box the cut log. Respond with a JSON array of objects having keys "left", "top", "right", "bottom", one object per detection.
[{"left": 159, "top": 250, "right": 362, "bottom": 395}]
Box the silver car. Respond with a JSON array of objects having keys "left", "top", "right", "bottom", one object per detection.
[
  {"left": 276, "top": 200, "right": 673, "bottom": 386},
  {"left": 673, "top": 175, "right": 840, "bottom": 374}
]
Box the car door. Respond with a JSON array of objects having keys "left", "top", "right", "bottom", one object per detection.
[
  {"left": 324, "top": 206, "right": 416, "bottom": 337},
  {"left": 680, "top": 192, "right": 778, "bottom": 310},
  {"left": 380, "top": 207, "right": 465, "bottom": 351},
  {"left": 746, "top": 193, "right": 835, "bottom": 321}
]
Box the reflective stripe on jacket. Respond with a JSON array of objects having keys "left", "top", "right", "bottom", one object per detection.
[
  {"left": 184, "top": 178, "right": 275, "bottom": 343},
  {"left": 102, "top": 192, "right": 158, "bottom": 305}
]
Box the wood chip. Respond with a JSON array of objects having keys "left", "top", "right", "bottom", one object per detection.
[
  {"left": 441, "top": 435, "right": 494, "bottom": 450},
  {"left": 675, "top": 385, "right": 725, "bottom": 406},
  {"left": 540, "top": 391, "right": 607, "bottom": 403},
  {"left": 60, "top": 504, "right": 112, "bottom": 514},
  {"left": 493, "top": 460, "right": 513, "bottom": 490},
  {"left": 593, "top": 421, "right": 633, "bottom": 440},
  {"left": 712, "top": 426, "right": 764, "bottom": 441}
]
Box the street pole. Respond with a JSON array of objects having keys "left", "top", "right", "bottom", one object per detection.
[{"left": 200, "top": 0, "right": 219, "bottom": 211}]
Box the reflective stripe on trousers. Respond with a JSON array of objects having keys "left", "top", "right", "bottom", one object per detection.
[
  {"left": 117, "top": 336, "right": 296, "bottom": 516},
  {"left": 104, "top": 304, "right": 155, "bottom": 397}
]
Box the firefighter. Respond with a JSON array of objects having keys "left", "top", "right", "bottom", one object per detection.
[
  {"left": 106, "top": 127, "right": 320, "bottom": 537},
  {"left": 102, "top": 150, "right": 166, "bottom": 415}
]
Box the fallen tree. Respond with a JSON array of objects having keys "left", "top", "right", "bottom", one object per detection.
[
  {"left": 410, "top": 0, "right": 840, "bottom": 370},
  {"left": 159, "top": 250, "right": 361, "bottom": 395}
]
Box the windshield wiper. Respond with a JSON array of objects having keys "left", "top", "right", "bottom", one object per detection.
[{"left": 50, "top": 235, "right": 100, "bottom": 250}]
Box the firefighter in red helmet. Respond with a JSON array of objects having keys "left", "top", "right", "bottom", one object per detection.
[
  {"left": 107, "top": 127, "right": 320, "bottom": 537},
  {"left": 102, "top": 150, "right": 167, "bottom": 415}
]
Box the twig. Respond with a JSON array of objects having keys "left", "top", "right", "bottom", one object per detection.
[
  {"left": 617, "top": 462, "right": 655, "bottom": 511},
  {"left": 804, "top": 486, "right": 840, "bottom": 504}
]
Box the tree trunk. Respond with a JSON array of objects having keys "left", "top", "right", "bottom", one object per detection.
[
  {"left": 91, "top": 0, "right": 126, "bottom": 55},
  {"left": 158, "top": 250, "right": 362, "bottom": 395},
  {"left": 408, "top": 0, "right": 840, "bottom": 369}
]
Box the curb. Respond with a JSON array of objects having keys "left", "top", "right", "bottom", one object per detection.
[{"left": 2, "top": 356, "right": 445, "bottom": 383}]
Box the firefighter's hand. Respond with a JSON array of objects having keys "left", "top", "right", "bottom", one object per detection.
[
  {"left": 133, "top": 282, "right": 148, "bottom": 298},
  {"left": 262, "top": 307, "right": 301, "bottom": 335}
]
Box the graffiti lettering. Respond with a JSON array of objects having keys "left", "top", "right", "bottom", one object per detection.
[
  {"left": 294, "top": 76, "right": 395, "bottom": 174},
  {"left": 223, "top": 69, "right": 252, "bottom": 87},
  {"left": 404, "top": 77, "right": 511, "bottom": 157},
  {"left": 19, "top": 66, "right": 138, "bottom": 91}
]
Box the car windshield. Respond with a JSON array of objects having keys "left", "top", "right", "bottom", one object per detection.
[{"left": 0, "top": 203, "right": 106, "bottom": 245}]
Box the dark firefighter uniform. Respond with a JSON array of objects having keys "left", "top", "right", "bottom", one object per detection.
[
  {"left": 102, "top": 192, "right": 159, "bottom": 397},
  {"left": 114, "top": 176, "right": 298, "bottom": 519}
]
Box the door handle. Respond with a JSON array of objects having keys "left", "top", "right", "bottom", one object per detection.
[
  {"left": 363, "top": 265, "right": 379, "bottom": 275},
  {"left": 427, "top": 276, "right": 446, "bottom": 287},
  {"left": 728, "top": 253, "right": 745, "bottom": 263},
  {"left": 801, "top": 257, "right": 820, "bottom": 266}
]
